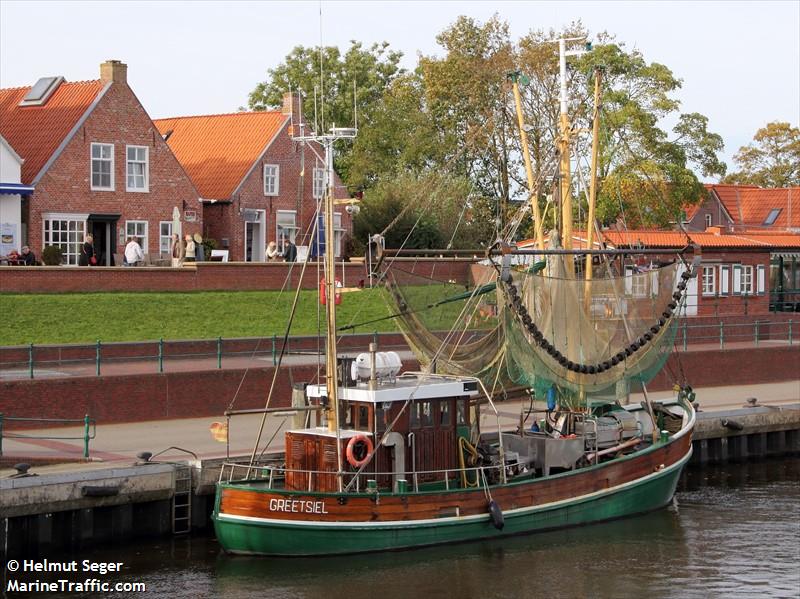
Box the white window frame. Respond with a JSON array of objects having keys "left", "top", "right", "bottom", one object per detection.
[
  {"left": 42, "top": 213, "right": 87, "bottom": 266},
  {"left": 733, "top": 265, "right": 742, "bottom": 295},
  {"left": 263, "top": 164, "right": 280, "bottom": 196},
  {"left": 126, "top": 145, "right": 149, "bottom": 192},
  {"left": 757, "top": 264, "right": 766, "bottom": 295},
  {"left": 312, "top": 167, "right": 326, "bottom": 200},
  {"left": 125, "top": 220, "right": 149, "bottom": 254},
  {"left": 741, "top": 265, "right": 754, "bottom": 295},
  {"left": 704, "top": 214, "right": 712, "bottom": 228},
  {"left": 624, "top": 266, "right": 647, "bottom": 298},
  {"left": 702, "top": 265, "right": 716, "bottom": 296},
  {"left": 719, "top": 265, "right": 730, "bottom": 296},
  {"left": 276, "top": 210, "right": 298, "bottom": 254},
  {"left": 90, "top": 143, "right": 114, "bottom": 191},
  {"left": 159, "top": 221, "right": 172, "bottom": 255},
  {"left": 333, "top": 212, "right": 345, "bottom": 258}
]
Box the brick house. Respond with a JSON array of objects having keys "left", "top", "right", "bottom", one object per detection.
[
  {"left": 154, "top": 94, "right": 352, "bottom": 262},
  {"left": 0, "top": 134, "right": 31, "bottom": 255},
  {"left": 0, "top": 60, "right": 201, "bottom": 265},
  {"left": 684, "top": 184, "right": 799, "bottom": 232}
]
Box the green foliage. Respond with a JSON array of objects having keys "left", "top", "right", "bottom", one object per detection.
[
  {"left": 724, "top": 121, "right": 800, "bottom": 187},
  {"left": 41, "top": 246, "right": 63, "bottom": 266}
]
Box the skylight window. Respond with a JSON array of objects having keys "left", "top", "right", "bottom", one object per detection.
[
  {"left": 19, "top": 76, "right": 64, "bottom": 106},
  {"left": 763, "top": 208, "right": 781, "bottom": 226}
]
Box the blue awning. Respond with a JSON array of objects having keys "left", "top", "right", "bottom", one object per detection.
[{"left": 0, "top": 183, "right": 34, "bottom": 195}]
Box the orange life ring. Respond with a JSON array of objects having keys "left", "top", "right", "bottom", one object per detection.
[{"left": 346, "top": 434, "right": 374, "bottom": 468}]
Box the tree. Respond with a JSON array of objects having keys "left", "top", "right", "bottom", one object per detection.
[{"left": 724, "top": 122, "right": 800, "bottom": 187}]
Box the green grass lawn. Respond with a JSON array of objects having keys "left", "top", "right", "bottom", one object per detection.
[{"left": 0, "top": 284, "right": 490, "bottom": 346}]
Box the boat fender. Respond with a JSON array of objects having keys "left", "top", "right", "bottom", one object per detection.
[
  {"left": 346, "top": 434, "right": 374, "bottom": 468},
  {"left": 488, "top": 500, "right": 505, "bottom": 530},
  {"left": 721, "top": 418, "right": 744, "bottom": 431}
]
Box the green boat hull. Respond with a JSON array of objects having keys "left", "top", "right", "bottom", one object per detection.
[{"left": 213, "top": 449, "right": 690, "bottom": 556}]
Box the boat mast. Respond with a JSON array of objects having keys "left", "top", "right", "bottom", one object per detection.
[
  {"left": 294, "top": 125, "right": 357, "bottom": 492},
  {"left": 584, "top": 68, "right": 603, "bottom": 281}
]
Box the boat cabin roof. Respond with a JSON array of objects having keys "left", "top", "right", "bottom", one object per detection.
[
  {"left": 306, "top": 373, "right": 480, "bottom": 404},
  {"left": 287, "top": 427, "right": 372, "bottom": 439}
]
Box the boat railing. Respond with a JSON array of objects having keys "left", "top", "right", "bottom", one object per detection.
[{"left": 218, "top": 460, "right": 512, "bottom": 493}]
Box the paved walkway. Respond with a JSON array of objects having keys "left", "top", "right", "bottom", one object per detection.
[{"left": 2, "top": 380, "right": 797, "bottom": 477}]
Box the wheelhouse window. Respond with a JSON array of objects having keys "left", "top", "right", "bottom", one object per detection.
[
  {"left": 43, "top": 217, "right": 86, "bottom": 265},
  {"left": 159, "top": 221, "right": 172, "bottom": 255},
  {"left": 439, "top": 401, "right": 452, "bottom": 426},
  {"left": 126, "top": 220, "right": 148, "bottom": 253},
  {"left": 312, "top": 167, "right": 326, "bottom": 199},
  {"left": 126, "top": 145, "right": 148, "bottom": 191},
  {"left": 91, "top": 143, "right": 114, "bottom": 190},
  {"left": 276, "top": 210, "right": 298, "bottom": 253},
  {"left": 702, "top": 265, "right": 716, "bottom": 296},
  {"left": 263, "top": 164, "right": 279, "bottom": 196}
]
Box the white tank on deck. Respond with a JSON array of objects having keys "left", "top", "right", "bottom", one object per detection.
[{"left": 351, "top": 351, "right": 403, "bottom": 381}]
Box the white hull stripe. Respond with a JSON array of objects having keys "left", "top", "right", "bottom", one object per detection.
[{"left": 217, "top": 446, "right": 692, "bottom": 530}]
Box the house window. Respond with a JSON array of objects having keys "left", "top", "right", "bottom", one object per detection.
[
  {"left": 159, "top": 221, "right": 172, "bottom": 255},
  {"left": 704, "top": 214, "right": 712, "bottom": 228},
  {"left": 624, "top": 266, "right": 647, "bottom": 297},
  {"left": 333, "top": 212, "right": 346, "bottom": 258},
  {"left": 91, "top": 143, "right": 114, "bottom": 190},
  {"left": 312, "top": 167, "right": 326, "bottom": 199},
  {"left": 719, "top": 265, "right": 730, "bottom": 295},
  {"left": 276, "top": 210, "right": 298, "bottom": 253},
  {"left": 741, "top": 265, "right": 754, "bottom": 295},
  {"left": 263, "top": 164, "right": 279, "bottom": 196},
  {"left": 126, "top": 220, "right": 148, "bottom": 254},
  {"left": 126, "top": 146, "right": 149, "bottom": 192},
  {"left": 43, "top": 217, "right": 86, "bottom": 265},
  {"left": 702, "top": 266, "right": 716, "bottom": 296}
]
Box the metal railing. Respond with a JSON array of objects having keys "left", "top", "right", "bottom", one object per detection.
[
  {"left": 0, "top": 414, "right": 96, "bottom": 458},
  {"left": 0, "top": 321, "right": 794, "bottom": 380},
  {"left": 218, "top": 460, "right": 510, "bottom": 494}
]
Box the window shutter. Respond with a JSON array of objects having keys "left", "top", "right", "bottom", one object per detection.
[
  {"left": 733, "top": 265, "right": 742, "bottom": 295},
  {"left": 624, "top": 266, "right": 633, "bottom": 295},
  {"left": 720, "top": 266, "right": 730, "bottom": 296},
  {"left": 757, "top": 265, "right": 765, "bottom": 295}
]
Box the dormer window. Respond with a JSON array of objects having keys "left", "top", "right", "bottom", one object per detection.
[{"left": 763, "top": 208, "right": 781, "bottom": 226}]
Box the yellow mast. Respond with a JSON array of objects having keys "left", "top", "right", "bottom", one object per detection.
[
  {"left": 558, "top": 38, "right": 573, "bottom": 258},
  {"left": 585, "top": 68, "right": 603, "bottom": 281},
  {"left": 508, "top": 72, "right": 544, "bottom": 251}
]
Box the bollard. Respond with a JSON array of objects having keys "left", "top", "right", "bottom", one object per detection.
[
  {"left": 719, "top": 322, "right": 724, "bottom": 350},
  {"left": 28, "top": 342, "right": 34, "bottom": 379},
  {"left": 217, "top": 337, "right": 222, "bottom": 369},
  {"left": 96, "top": 340, "right": 101, "bottom": 376},
  {"left": 754, "top": 321, "right": 759, "bottom": 347},
  {"left": 158, "top": 338, "right": 164, "bottom": 373},
  {"left": 83, "top": 414, "right": 90, "bottom": 458}
]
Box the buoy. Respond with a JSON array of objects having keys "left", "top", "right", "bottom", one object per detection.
[{"left": 488, "top": 500, "right": 504, "bottom": 530}]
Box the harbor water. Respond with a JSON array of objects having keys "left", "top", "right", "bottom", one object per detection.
[{"left": 8, "top": 458, "right": 799, "bottom": 598}]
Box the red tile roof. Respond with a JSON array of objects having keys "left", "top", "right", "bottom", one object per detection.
[
  {"left": 0, "top": 80, "right": 106, "bottom": 184},
  {"left": 154, "top": 111, "right": 289, "bottom": 199},
  {"left": 602, "top": 230, "right": 689, "bottom": 248},
  {"left": 708, "top": 184, "right": 800, "bottom": 230}
]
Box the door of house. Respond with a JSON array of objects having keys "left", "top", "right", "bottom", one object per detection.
[
  {"left": 87, "top": 214, "right": 118, "bottom": 266},
  {"left": 244, "top": 210, "right": 266, "bottom": 262}
]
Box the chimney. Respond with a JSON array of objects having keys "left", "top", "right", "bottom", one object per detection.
[
  {"left": 282, "top": 91, "right": 302, "bottom": 118},
  {"left": 100, "top": 60, "right": 127, "bottom": 84}
]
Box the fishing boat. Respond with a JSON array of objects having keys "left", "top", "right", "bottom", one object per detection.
[{"left": 212, "top": 40, "right": 697, "bottom": 556}]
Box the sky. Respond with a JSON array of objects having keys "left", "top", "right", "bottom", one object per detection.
[{"left": 1, "top": 0, "right": 798, "bottom": 173}]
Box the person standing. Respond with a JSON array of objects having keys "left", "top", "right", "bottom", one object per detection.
[
  {"left": 266, "top": 241, "right": 279, "bottom": 261},
  {"left": 283, "top": 239, "right": 297, "bottom": 263},
  {"left": 184, "top": 234, "right": 196, "bottom": 263},
  {"left": 170, "top": 233, "right": 184, "bottom": 267},
  {"left": 193, "top": 233, "right": 205, "bottom": 262},
  {"left": 20, "top": 245, "right": 36, "bottom": 266},
  {"left": 124, "top": 236, "right": 144, "bottom": 266},
  {"left": 79, "top": 234, "right": 95, "bottom": 266}
]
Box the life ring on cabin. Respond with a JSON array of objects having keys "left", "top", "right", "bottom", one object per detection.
[{"left": 346, "top": 434, "right": 374, "bottom": 468}]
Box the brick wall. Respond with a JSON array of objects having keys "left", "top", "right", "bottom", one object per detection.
[
  {"left": 0, "top": 258, "right": 472, "bottom": 293},
  {"left": 27, "top": 80, "right": 200, "bottom": 260}
]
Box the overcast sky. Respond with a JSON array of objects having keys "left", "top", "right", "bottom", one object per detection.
[{"left": 1, "top": 1, "right": 798, "bottom": 173}]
